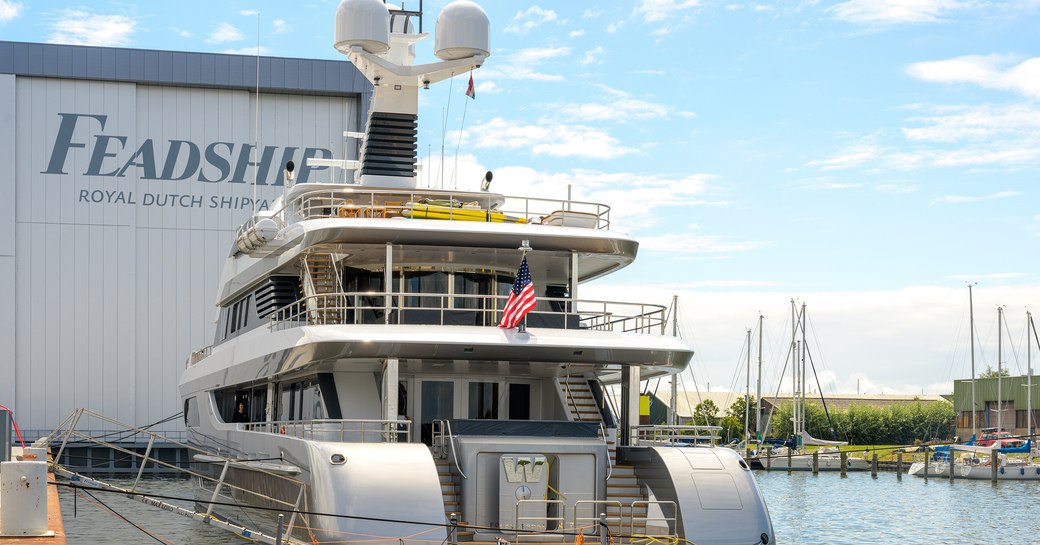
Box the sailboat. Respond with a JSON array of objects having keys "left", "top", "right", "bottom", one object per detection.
[
  {"left": 910, "top": 309, "right": 1040, "bottom": 480},
  {"left": 754, "top": 301, "right": 869, "bottom": 471}
]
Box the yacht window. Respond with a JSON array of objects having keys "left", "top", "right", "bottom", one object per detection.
[
  {"left": 508, "top": 383, "right": 531, "bottom": 420},
  {"left": 468, "top": 382, "right": 499, "bottom": 419},
  {"left": 496, "top": 274, "right": 514, "bottom": 298},
  {"left": 278, "top": 378, "right": 329, "bottom": 421},
  {"left": 403, "top": 271, "right": 447, "bottom": 308},
  {"left": 454, "top": 272, "right": 492, "bottom": 309},
  {"left": 420, "top": 381, "right": 454, "bottom": 445}
]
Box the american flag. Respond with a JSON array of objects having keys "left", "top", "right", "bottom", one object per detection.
[{"left": 498, "top": 255, "right": 536, "bottom": 329}]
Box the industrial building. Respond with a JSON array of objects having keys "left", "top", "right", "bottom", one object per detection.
[{"left": 0, "top": 40, "right": 369, "bottom": 436}]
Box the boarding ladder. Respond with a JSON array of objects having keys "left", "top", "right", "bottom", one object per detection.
[{"left": 301, "top": 252, "right": 343, "bottom": 324}]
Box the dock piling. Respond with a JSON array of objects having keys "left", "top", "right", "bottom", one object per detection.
[
  {"left": 812, "top": 451, "right": 818, "bottom": 475},
  {"left": 871, "top": 452, "right": 878, "bottom": 478},
  {"left": 840, "top": 452, "right": 847, "bottom": 477},
  {"left": 991, "top": 447, "right": 998, "bottom": 483},
  {"left": 923, "top": 448, "right": 929, "bottom": 482},
  {"left": 787, "top": 448, "right": 792, "bottom": 474},
  {"left": 896, "top": 452, "right": 903, "bottom": 480}
]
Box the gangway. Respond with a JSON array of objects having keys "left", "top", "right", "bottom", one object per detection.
[{"left": 41, "top": 409, "right": 310, "bottom": 545}]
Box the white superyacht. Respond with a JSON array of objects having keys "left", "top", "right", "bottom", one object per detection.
[{"left": 178, "top": 1, "right": 774, "bottom": 544}]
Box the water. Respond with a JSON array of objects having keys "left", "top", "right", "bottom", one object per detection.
[{"left": 56, "top": 472, "right": 1040, "bottom": 544}]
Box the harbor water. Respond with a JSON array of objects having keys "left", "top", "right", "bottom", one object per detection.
[{"left": 57, "top": 472, "right": 1040, "bottom": 544}]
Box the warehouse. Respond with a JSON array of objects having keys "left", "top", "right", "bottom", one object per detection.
[{"left": 0, "top": 40, "right": 369, "bottom": 436}]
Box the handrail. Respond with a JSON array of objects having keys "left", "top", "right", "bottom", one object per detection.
[
  {"left": 268, "top": 292, "right": 668, "bottom": 334},
  {"left": 632, "top": 425, "right": 723, "bottom": 447},
  {"left": 272, "top": 186, "right": 613, "bottom": 231},
  {"left": 242, "top": 418, "right": 411, "bottom": 443},
  {"left": 433, "top": 419, "right": 468, "bottom": 479}
]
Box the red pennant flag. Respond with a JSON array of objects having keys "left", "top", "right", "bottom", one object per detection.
[{"left": 465, "top": 72, "right": 476, "bottom": 99}]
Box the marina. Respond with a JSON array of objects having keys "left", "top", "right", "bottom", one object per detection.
[
  {"left": 39, "top": 471, "right": 1040, "bottom": 544},
  {"left": 2, "top": 0, "right": 1039, "bottom": 544}
]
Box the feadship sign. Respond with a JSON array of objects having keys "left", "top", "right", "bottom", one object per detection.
[{"left": 43, "top": 113, "right": 338, "bottom": 211}]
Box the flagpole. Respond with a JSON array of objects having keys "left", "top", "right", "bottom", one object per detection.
[{"left": 517, "top": 239, "right": 532, "bottom": 333}]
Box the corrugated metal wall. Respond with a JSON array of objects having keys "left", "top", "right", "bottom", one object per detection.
[{"left": 4, "top": 75, "right": 359, "bottom": 433}]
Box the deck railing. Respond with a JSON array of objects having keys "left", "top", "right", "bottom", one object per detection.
[
  {"left": 242, "top": 418, "right": 411, "bottom": 443},
  {"left": 254, "top": 186, "right": 612, "bottom": 230},
  {"left": 268, "top": 292, "right": 668, "bottom": 334},
  {"left": 632, "top": 425, "right": 723, "bottom": 447}
]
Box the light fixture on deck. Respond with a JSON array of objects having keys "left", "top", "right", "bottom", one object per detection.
[
  {"left": 519, "top": 239, "right": 532, "bottom": 252},
  {"left": 480, "top": 171, "right": 492, "bottom": 191}
]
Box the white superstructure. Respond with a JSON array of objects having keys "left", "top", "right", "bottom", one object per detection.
[{"left": 178, "top": 2, "right": 775, "bottom": 544}]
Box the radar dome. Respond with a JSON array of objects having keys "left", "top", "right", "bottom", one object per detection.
[
  {"left": 335, "top": 0, "right": 391, "bottom": 55},
  {"left": 434, "top": 0, "right": 490, "bottom": 61}
]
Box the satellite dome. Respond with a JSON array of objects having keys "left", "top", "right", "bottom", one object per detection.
[
  {"left": 334, "top": 0, "right": 391, "bottom": 55},
  {"left": 434, "top": 0, "right": 491, "bottom": 61}
]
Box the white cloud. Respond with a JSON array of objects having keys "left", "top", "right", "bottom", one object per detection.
[
  {"left": 805, "top": 144, "right": 888, "bottom": 171},
  {"left": 0, "top": 0, "right": 23, "bottom": 22},
  {"left": 272, "top": 19, "right": 287, "bottom": 34},
  {"left": 549, "top": 95, "right": 694, "bottom": 123},
  {"left": 580, "top": 46, "right": 605, "bottom": 66},
  {"left": 906, "top": 54, "right": 1040, "bottom": 99},
  {"left": 634, "top": 0, "right": 701, "bottom": 23},
  {"left": 478, "top": 47, "right": 570, "bottom": 82},
  {"left": 930, "top": 191, "right": 1021, "bottom": 205},
  {"left": 577, "top": 283, "right": 1040, "bottom": 396},
  {"left": 583, "top": 9, "right": 603, "bottom": 19},
  {"left": 829, "top": 0, "right": 975, "bottom": 26},
  {"left": 172, "top": 27, "right": 192, "bottom": 39},
  {"left": 505, "top": 6, "right": 559, "bottom": 34},
  {"left": 569, "top": 29, "right": 586, "bottom": 38},
  {"left": 606, "top": 21, "right": 624, "bottom": 33},
  {"left": 475, "top": 80, "right": 500, "bottom": 95},
  {"left": 222, "top": 46, "right": 271, "bottom": 56},
  {"left": 947, "top": 272, "right": 1029, "bottom": 280},
  {"left": 638, "top": 232, "right": 766, "bottom": 254},
  {"left": 47, "top": 10, "right": 137, "bottom": 46},
  {"left": 461, "top": 117, "right": 636, "bottom": 159},
  {"left": 902, "top": 103, "right": 1040, "bottom": 143},
  {"left": 207, "top": 22, "right": 244, "bottom": 43},
  {"left": 240, "top": 10, "right": 259, "bottom": 16}
]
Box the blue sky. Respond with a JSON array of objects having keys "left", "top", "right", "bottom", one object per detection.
[{"left": 3, "top": 0, "right": 1039, "bottom": 396}]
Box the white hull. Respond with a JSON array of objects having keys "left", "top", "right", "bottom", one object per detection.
[{"left": 908, "top": 460, "right": 1040, "bottom": 480}]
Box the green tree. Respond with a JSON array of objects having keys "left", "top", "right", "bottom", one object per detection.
[
  {"left": 979, "top": 365, "right": 1010, "bottom": 378},
  {"left": 726, "top": 395, "right": 758, "bottom": 438},
  {"left": 692, "top": 400, "right": 720, "bottom": 426}
]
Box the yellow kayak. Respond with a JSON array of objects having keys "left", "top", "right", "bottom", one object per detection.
[{"left": 403, "top": 203, "right": 527, "bottom": 224}]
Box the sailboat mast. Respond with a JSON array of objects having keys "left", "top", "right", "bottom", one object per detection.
[
  {"left": 998, "top": 305, "right": 1004, "bottom": 432},
  {"left": 790, "top": 299, "right": 798, "bottom": 441},
  {"left": 756, "top": 313, "right": 763, "bottom": 441},
  {"left": 969, "top": 283, "right": 977, "bottom": 437},
  {"left": 745, "top": 328, "right": 751, "bottom": 446},
  {"left": 800, "top": 302, "right": 808, "bottom": 442},
  {"left": 1028, "top": 311, "right": 1034, "bottom": 454},
  {"left": 670, "top": 294, "right": 678, "bottom": 427}
]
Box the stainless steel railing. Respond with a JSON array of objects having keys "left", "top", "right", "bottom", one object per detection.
[
  {"left": 279, "top": 187, "right": 612, "bottom": 230},
  {"left": 242, "top": 418, "right": 411, "bottom": 443},
  {"left": 267, "top": 292, "right": 668, "bottom": 333},
  {"left": 632, "top": 425, "right": 723, "bottom": 447}
]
